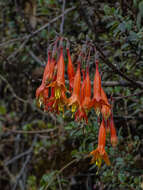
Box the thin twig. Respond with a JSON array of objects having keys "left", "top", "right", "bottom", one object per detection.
[
  {"left": 0, "top": 7, "right": 75, "bottom": 48},
  {"left": 57, "top": 174, "right": 63, "bottom": 190},
  {"left": 113, "top": 90, "right": 143, "bottom": 101},
  {"left": 28, "top": 50, "right": 44, "bottom": 66},
  {"left": 44, "top": 159, "right": 78, "bottom": 190},
  {"left": 8, "top": 37, "right": 29, "bottom": 60},
  {"left": 31, "top": 6, "right": 75, "bottom": 37},
  {"left": 60, "top": 0, "right": 66, "bottom": 34},
  {"left": 12, "top": 135, "right": 37, "bottom": 190},
  {"left": 1, "top": 162, "right": 16, "bottom": 183},
  {"left": 6, "top": 6, "right": 75, "bottom": 60},
  {"left": 0, "top": 36, "right": 27, "bottom": 47},
  {"left": 3, "top": 127, "right": 58, "bottom": 135},
  {"left": 5, "top": 135, "right": 40, "bottom": 166},
  {"left": 102, "top": 81, "right": 143, "bottom": 87}
]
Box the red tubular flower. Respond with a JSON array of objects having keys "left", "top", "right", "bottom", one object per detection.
[
  {"left": 47, "top": 71, "right": 68, "bottom": 115},
  {"left": 68, "top": 63, "right": 81, "bottom": 115},
  {"left": 82, "top": 67, "right": 92, "bottom": 111},
  {"left": 36, "top": 52, "right": 51, "bottom": 106},
  {"left": 75, "top": 68, "right": 92, "bottom": 123},
  {"left": 67, "top": 48, "right": 75, "bottom": 92},
  {"left": 47, "top": 57, "right": 56, "bottom": 84},
  {"left": 90, "top": 120, "right": 110, "bottom": 168},
  {"left": 43, "top": 52, "right": 52, "bottom": 84},
  {"left": 101, "top": 88, "right": 111, "bottom": 120},
  {"left": 48, "top": 47, "right": 67, "bottom": 100},
  {"left": 92, "top": 60, "right": 103, "bottom": 116},
  {"left": 75, "top": 70, "right": 88, "bottom": 123},
  {"left": 110, "top": 113, "right": 118, "bottom": 147},
  {"left": 92, "top": 60, "right": 109, "bottom": 116}
]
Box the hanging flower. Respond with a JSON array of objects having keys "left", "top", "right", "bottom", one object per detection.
[
  {"left": 48, "top": 47, "right": 67, "bottom": 100},
  {"left": 110, "top": 113, "right": 118, "bottom": 147},
  {"left": 92, "top": 60, "right": 110, "bottom": 117},
  {"left": 46, "top": 57, "right": 56, "bottom": 85},
  {"left": 82, "top": 67, "right": 92, "bottom": 111},
  {"left": 75, "top": 70, "right": 88, "bottom": 123},
  {"left": 90, "top": 120, "right": 110, "bottom": 168},
  {"left": 68, "top": 63, "right": 81, "bottom": 116},
  {"left": 101, "top": 88, "right": 111, "bottom": 120},
  {"left": 67, "top": 48, "right": 75, "bottom": 92},
  {"left": 36, "top": 51, "right": 51, "bottom": 106},
  {"left": 92, "top": 60, "right": 103, "bottom": 116}
]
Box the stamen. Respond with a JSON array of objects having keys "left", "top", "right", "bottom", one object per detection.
[
  {"left": 71, "top": 103, "right": 77, "bottom": 113},
  {"left": 58, "top": 103, "right": 64, "bottom": 112},
  {"left": 96, "top": 157, "right": 102, "bottom": 168},
  {"left": 95, "top": 107, "right": 100, "bottom": 116},
  {"left": 55, "top": 88, "right": 61, "bottom": 99},
  {"left": 38, "top": 95, "right": 43, "bottom": 108}
]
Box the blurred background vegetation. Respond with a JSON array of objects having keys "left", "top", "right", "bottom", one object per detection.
[{"left": 0, "top": 0, "right": 143, "bottom": 189}]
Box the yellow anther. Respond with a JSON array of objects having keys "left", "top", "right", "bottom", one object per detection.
[
  {"left": 85, "top": 109, "right": 89, "bottom": 114},
  {"left": 96, "top": 157, "right": 102, "bottom": 169},
  {"left": 55, "top": 88, "right": 61, "bottom": 99},
  {"left": 95, "top": 108, "right": 100, "bottom": 117},
  {"left": 38, "top": 95, "right": 43, "bottom": 108},
  {"left": 58, "top": 103, "right": 64, "bottom": 112},
  {"left": 71, "top": 103, "right": 77, "bottom": 113},
  {"left": 39, "top": 100, "right": 42, "bottom": 107}
]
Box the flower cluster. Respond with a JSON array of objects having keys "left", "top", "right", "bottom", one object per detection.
[{"left": 35, "top": 40, "right": 117, "bottom": 167}]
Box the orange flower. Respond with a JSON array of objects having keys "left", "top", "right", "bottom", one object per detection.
[
  {"left": 43, "top": 52, "right": 52, "bottom": 85},
  {"left": 90, "top": 120, "right": 110, "bottom": 168},
  {"left": 92, "top": 60, "right": 103, "bottom": 116},
  {"left": 75, "top": 70, "right": 88, "bottom": 123},
  {"left": 47, "top": 57, "right": 56, "bottom": 84},
  {"left": 92, "top": 60, "right": 109, "bottom": 116},
  {"left": 47, "top": 73, "right": 67, "bottom": 115},
  {"left": 36, "top": 52, "right": 51, "bottom": 106},
  {"left": 101, "top": 88, "right": 111, "bottom": 120},
  {"left": 48, "top": 47, "right": 67, "bottom": 100},
  {"left": 67, "top": 48, "right": 75, "bottom": 92},
  {"left": 110, "top": 113, "right": 118, "bottom": 147},
  {"left": 82, "top": 67, "right": 92, "bottom": 111},
  {"left": 68, "top": 63, "right": 81, "bottom": 115}
]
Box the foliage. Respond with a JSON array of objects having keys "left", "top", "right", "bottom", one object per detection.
[{"left": 0, "top": 0, "right": 143, "bottom": 190}]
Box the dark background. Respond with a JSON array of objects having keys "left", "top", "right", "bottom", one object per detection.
[{"left": 0, "top": 0, "right": 143, "bottom": 189}]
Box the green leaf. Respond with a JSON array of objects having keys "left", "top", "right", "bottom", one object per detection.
[
  {"left": 118, "top": 173, "right": 126, "bottom": 183},
  {"left": 139, "top": 1, "right": 143, "bottom": 17},
  {"left": 118, "top": 22, "right": 126, "bottom": 33},
  {"left": 137, "top": 13, "right": 141, "bottom": 30},
  {"left": 128, "top": 31, "right": 138, "bottom": 41},
  {"left": 133, "top": 0, "right": 138, "bottom": 8},
  {"left": 104, "top": 5, "right": 112, "bottom": 15},
  {"left": 0, "top": 106, "right": 6, "bottom": 115}
]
